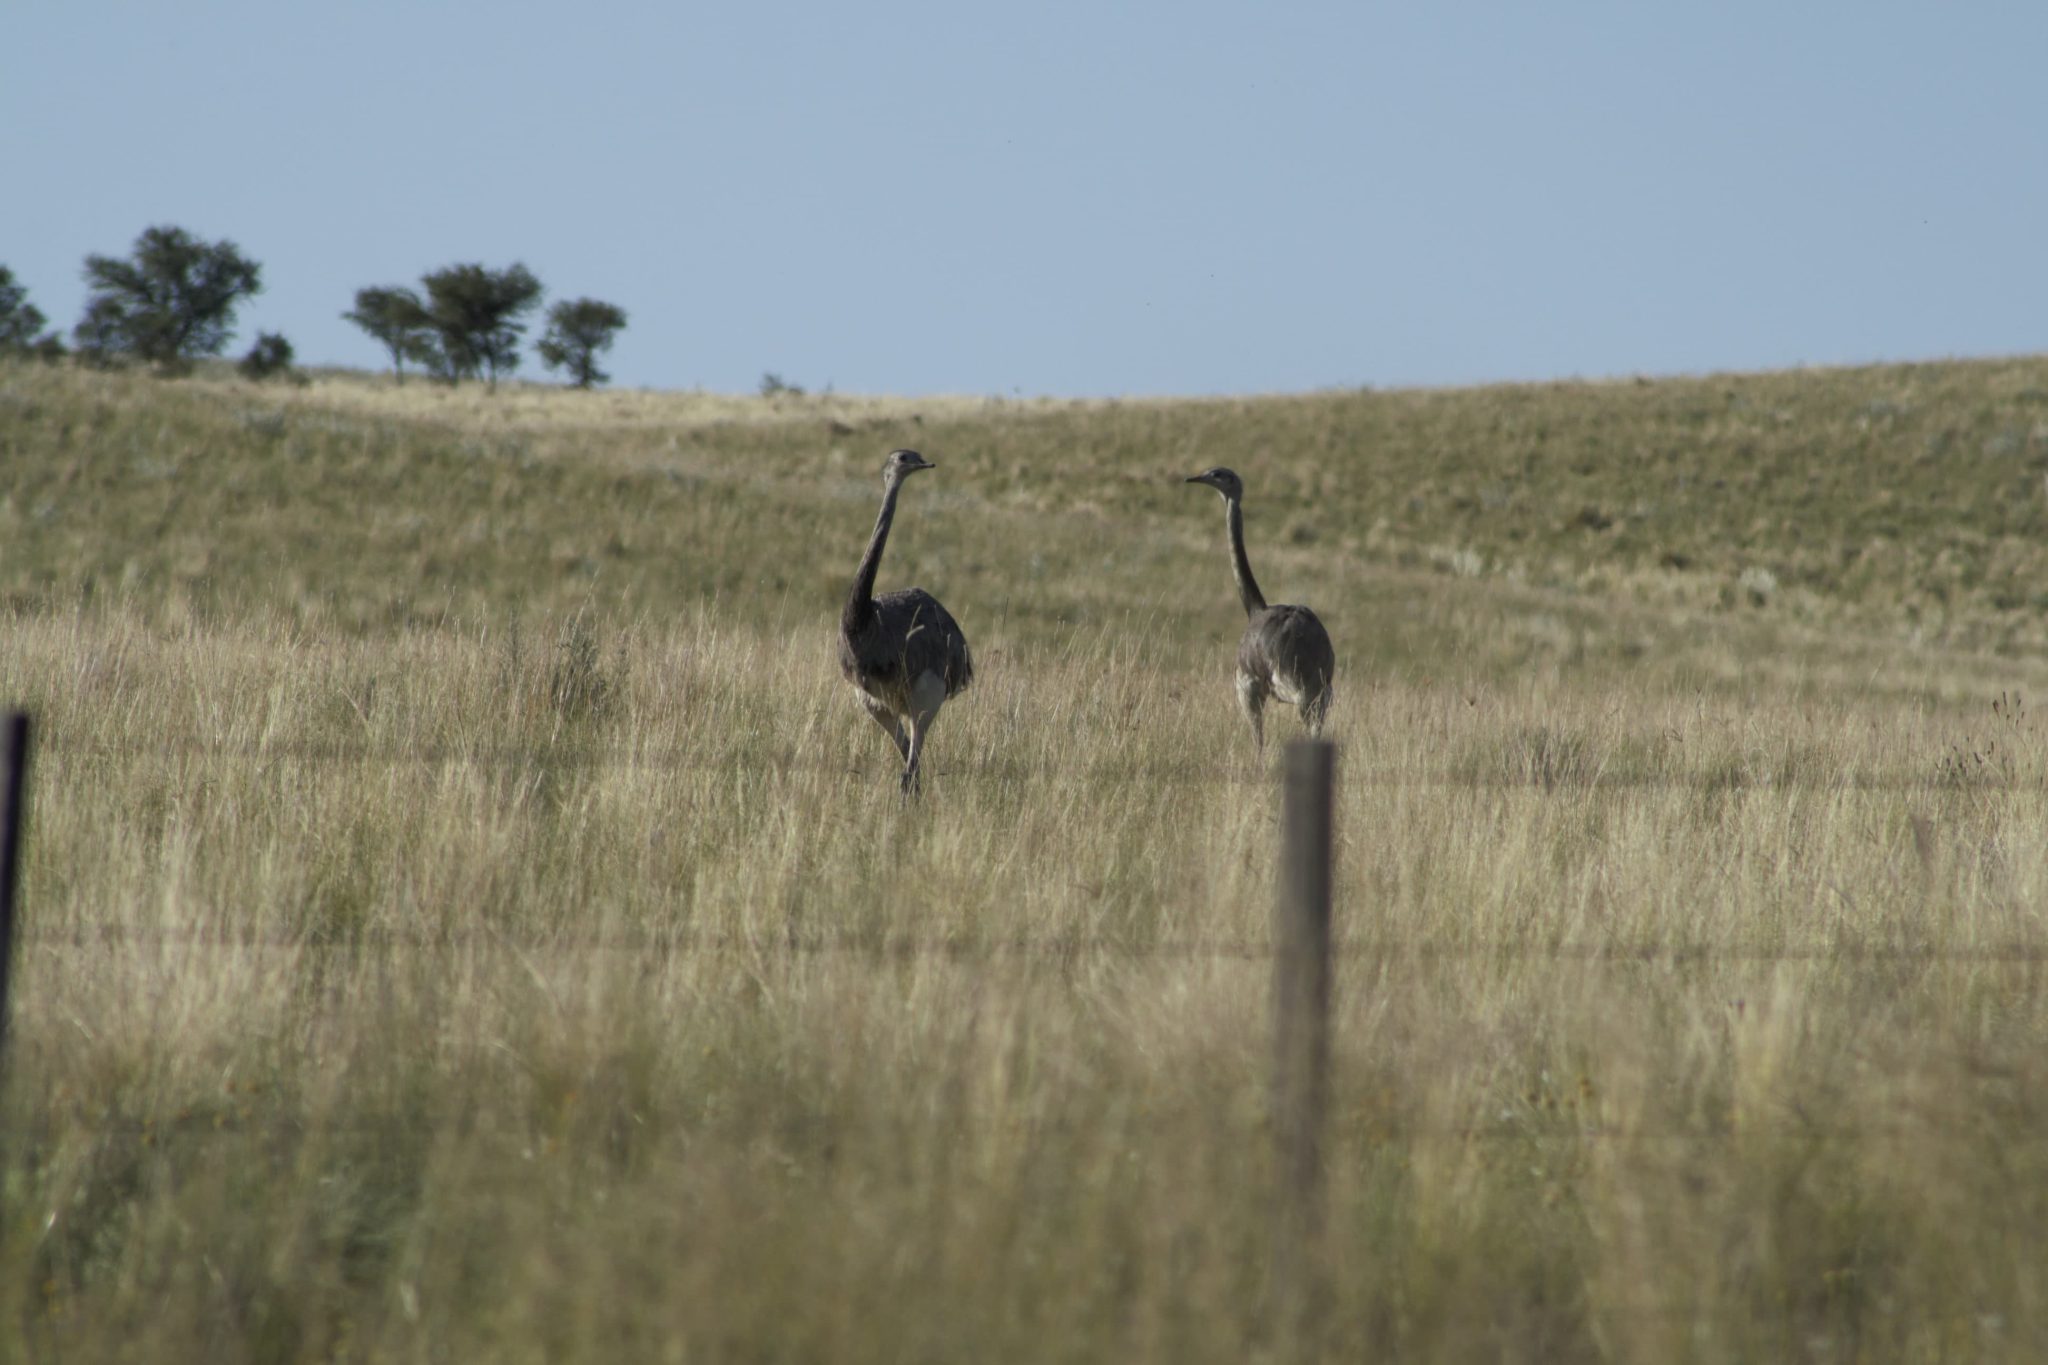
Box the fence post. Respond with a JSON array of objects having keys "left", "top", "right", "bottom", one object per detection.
[
  {"left": 1272, "top": 738, "right": 1335, "bottom": 1353},
  {"left": 0, "top": 712, "right": 30, "bottom": 1071}
]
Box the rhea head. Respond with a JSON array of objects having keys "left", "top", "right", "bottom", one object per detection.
[
  {"left": 885, "top": 448, "right": 935, "bottom": 483},
  {"left": 1184, "top": 466, "right": 1244, "bottom": 500}
]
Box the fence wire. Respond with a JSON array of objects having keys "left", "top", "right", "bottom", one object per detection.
[
  {"left": 32, "top": 734, "right": 2044, "bottom": 797},
  {"left": 11, "top": 924, "right": 2048, "bottom": 963}
]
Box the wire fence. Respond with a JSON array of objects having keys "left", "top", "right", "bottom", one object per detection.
[
  {"left": 6, "top": 714, "right": 2048, "bottom": 1350},
  {"left": 0, "top": 1112, "right": 2035, "bottom": 1145},
  {"left": 11, "top": 925, "right": 2048, "bottom": 964},
  {"left": 29, "top": 733, "right": 2041, "bottom": 796},
  {"left": 6, "top": 711, "right": 2047, "bottom": 969}
]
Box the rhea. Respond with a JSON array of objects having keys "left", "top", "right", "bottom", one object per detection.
[
  {"left": 1184, "top": 467, "right": 1335, "bottom": 753},
  {"left": 839, "top": 448, "right": 974, "bottom": 795}
]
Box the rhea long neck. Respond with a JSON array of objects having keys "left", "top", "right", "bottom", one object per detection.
[
  {"left": 1222, "top": 496, "right": 1267, "bottom": 617},
  {"left": 844, "top": 474, "right": 906, "bottom": 632}
]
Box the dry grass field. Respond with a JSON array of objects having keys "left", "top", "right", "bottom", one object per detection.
[{"left": 3, "top": 357, "right": 2048, "bottom": 1360}]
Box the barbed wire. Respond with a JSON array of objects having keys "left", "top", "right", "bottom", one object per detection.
[
  {"left": 0, "top": 1107, "right": 2041, "bottom": 1144},
  {"left": 13, "top": 925, "right": 2048, "bottom": 962},
  {"left": 16, "top": 736, "right": 2045, "bottom": 803}
]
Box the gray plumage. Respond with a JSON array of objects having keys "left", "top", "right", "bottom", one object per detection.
[
  {"left": 840, "top": 448, "right": 973, "bottom": 795},
  {"left": 1185, "top": 467, "right": 1335, "bottom": 753}
]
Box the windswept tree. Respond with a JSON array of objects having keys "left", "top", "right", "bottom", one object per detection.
[
  {"left": 0, "top": 265, "right": 50, "bottom": 353},
  {"left": 537, "top": 298, "right": 628, "bottom": 389},
  {"left": 74, "top": 225, "right": 262, "bottom": 371},
  {"left": 420, "top": 262, "right": 543, "bottom": 389},
  {"left": 343, "top": 286, "right": 435, "bottom": 383}
]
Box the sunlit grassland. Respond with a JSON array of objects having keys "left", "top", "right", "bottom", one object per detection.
[{"left": 2, "top": 359, "right": 2048, "bottom": 1360}]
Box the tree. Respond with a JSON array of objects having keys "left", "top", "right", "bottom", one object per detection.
[
  {"left": 0, "top": 266, "right": 49, "bottom": 353},
  {"left": 72, "top": 296, "right": 128, "bottom": 368},
  {"left": 419, "top": 263, "right": 543, "bottom": 389},
  {"left": 74, "top": 225, "right": 263, "bottom": 371},
  {"left": 343, "top": 286, "right": 435, "bottom": 384},
  {"left": 536, "top": 298, "right": 628, "bottom": 389},
  {"left": 239, "top": 331, "right": 295, "bottom": 381}
]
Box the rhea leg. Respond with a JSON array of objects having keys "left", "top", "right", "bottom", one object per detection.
[
  {"left": 1236, "top": 670, "right": 1268, "bottom": 757},
  {"left": 900, "top": 671, "right": 948, "bottom": 797},
  {"left": 1301, "top": 683, "right": 1332, "bottom": 739},
  {"left": 859, "top": 692, "right": 909, "bottom": 762}
]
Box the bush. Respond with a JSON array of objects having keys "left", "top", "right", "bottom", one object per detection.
[{"left": 239, "top": 332, "right": 296, "bottom": 382}]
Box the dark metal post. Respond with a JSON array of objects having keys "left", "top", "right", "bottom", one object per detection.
[
  {"left": 0, "top": 713, "right": 30, "bottom": 1069},
  {"left": 1272, "top": 738, "right": 1334, "bottom": 1352}
]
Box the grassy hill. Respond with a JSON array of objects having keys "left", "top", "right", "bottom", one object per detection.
[
  {"left": 3, "top": 357, "right": 2048, "bottom": 1361},
  {"left": 10, "top": 354, "right": 2048, "bottom": 675}
]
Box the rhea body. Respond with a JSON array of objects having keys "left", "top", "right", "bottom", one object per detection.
[
  {"left": 839, "top": 448, "right": 974, "bottom": 794},
  {"left": 1184, "top": 467, "right": 1335, "bottom": 752}
]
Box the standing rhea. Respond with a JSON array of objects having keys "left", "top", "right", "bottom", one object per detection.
[
  {"left": 840, "top": 448, "right": 974, "bottom": 795},
  {"left": 1184, "top": 467, "right": 1335, "bottom": 754}
]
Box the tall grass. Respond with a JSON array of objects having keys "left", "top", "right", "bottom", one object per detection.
[{"left": 2, "top": 361, "right": 2047, "bottom": 1360}]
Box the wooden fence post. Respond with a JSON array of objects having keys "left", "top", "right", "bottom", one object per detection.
[
  {"left": 1272, "top": 737, "right": 1335, "bottom": 1352},
  {"left": 0, "top": 712, "right": 30, "bottom": 1071}
]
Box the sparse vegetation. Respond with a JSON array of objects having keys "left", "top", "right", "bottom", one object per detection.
[{"left": 4, "top": 357, "right": 2048, "bottom": 1359}]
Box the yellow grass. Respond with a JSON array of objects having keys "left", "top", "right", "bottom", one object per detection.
[{"left": 2, "top": 360, "right": 2047, "bottom": 1360}]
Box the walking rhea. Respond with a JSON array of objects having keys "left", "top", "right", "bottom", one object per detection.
[
  {"left": 839, "top": 449, "right": 974, "bottom": 795},
  {"left": 1184, "top": 467, "right": 1335, "bottom": 754}
]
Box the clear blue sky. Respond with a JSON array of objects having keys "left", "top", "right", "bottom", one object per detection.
[{"left": 5, "top": 1, "right": 2044, "bottom": 396}]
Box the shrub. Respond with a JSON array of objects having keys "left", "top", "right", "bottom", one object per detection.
[{"left": 238, "top": 331, "right": 296, "bottom": 382}]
